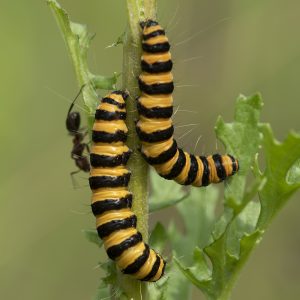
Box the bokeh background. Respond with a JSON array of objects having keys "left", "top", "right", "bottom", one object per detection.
[{"left": 1, "top": 0, "right": 299, "bottom": 299}]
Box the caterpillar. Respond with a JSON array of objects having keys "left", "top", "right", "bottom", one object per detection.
[
  {"left": 136, "top": 20, "right": 239, "bottom": 187},
  {"left": 89, "top": 91, "right": 166, "bottom": 282}
]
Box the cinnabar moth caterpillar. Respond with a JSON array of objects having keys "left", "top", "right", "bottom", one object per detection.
[
  {"left": 136, "top": 20, "right": 239, "bottom": 187},
  {"left": 89, "top": 91, "right": 166, "bottom": 281}
]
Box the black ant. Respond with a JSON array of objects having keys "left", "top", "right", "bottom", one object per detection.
[{"left": 66, "top": 86, "right": 90, "bottom": 186}]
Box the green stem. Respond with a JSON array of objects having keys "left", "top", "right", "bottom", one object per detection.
[{"left": 117, "top": 1, "right": 156, "bottom": 299}]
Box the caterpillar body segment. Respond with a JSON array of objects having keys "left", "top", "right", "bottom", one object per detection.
[
  {"left": 137, "top": 20, "right": 239, "bottom": 187},
  {"left": 89, "top": 91, "right": 166, "bottom": 281}
]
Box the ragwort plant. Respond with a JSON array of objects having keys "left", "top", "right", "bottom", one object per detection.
[{"left": 48, "top": 1, "right": 300, "bottom": 299}]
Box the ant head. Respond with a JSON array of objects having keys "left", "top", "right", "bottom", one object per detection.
[{"left": 66, "top": 111, "right": 81, "bottom": 133}]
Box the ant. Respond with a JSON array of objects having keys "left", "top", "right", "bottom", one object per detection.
[{"left": 66, "top": 85, "right": 90, "bottom": 186}]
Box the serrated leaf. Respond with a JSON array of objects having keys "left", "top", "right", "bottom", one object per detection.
[
  {"left": 93, "top": 281, "right": 110, "bottom": 300},
  {"left": 257, "top": 125, "right": 300, "bottom": 228},
  {"left": 212, "top": 207, "right": 234, "bottom": 240},
  {"left": 174, "top": 93, "right": 300, "bottom": 300},
  {"left": 216, "top": 94, "right": 263, "bottom": 206},
  {"left": 149, "top": 171, "right": 188, "bottom": 212},
  {"left": 174, "top": 94, "right": 265, "bottom": 299},
  {"left": 92, "top": 73, "right": 119, "bottom": 90},
  {"left": 106, "top": 31, "right": 126, "bottom": 48},
  {"left": 225, "top": 201, "right": 260, "bottom": 258},
  {"left": 149, "top": 275, "right": 169, "bottom": 300},
  {"left": 174, "top": 247, "right": 211, "bottom": 286},
  {"left": 164, "top": 186, "right": 219, "bottom": 300},
  {"left": 82, "top": 229, "right": 103, "bottom": 248},
  {"left": 286, "top": 158, "right": 300, "bottom": 184},
  {"left": 170, "top": 186, "right": 219, "bottom": 258},
  {"left": 204, "top": 229, "right": 263, "bottom": 299},
  {"left": 48, "top": 0, "right": 118, "bottom": 116}
]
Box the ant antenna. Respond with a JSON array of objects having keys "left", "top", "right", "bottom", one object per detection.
[{"left": 67, "top": 84, "right": 86, "bottom": 115}]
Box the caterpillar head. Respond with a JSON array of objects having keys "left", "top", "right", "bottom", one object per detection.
[
  {"left": 111, "top": 90, "right": 129, "bottom": 101},
  {"left": 140, "top": 19, "right": 159, "bottom": 29}
]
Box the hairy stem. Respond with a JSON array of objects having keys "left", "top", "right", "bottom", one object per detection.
[{"left": 117, "top": 0, "right": 156, "bottom": 299}]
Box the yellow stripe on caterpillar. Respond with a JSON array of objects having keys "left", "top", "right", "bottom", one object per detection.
[
  {"left": 96, "top": 209, "right": 134, "bottom": 227},
  {"left": 93, "top": 120, "right": 128, "bottom": 134},
  {"left": 139, "top": 72, "right": 173, "bottom": 85},
  {"left": 139, "top": 94, "right": 173, "bottom": 108}
]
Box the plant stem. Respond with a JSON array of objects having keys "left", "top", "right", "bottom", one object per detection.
[{"left": 117, "top": 1, "right": 156, "bottom": 299}]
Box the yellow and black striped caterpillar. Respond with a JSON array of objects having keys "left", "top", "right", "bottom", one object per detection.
[
  {"left": 136, "top": 20, "right": 239, "bottom": 187},
  {"left": 89, "top": 91, "right": 166, "bottom": 282}
]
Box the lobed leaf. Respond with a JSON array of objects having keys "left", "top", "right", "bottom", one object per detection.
[
  {"left": 82, "top": 229, "right": 103, "bottom": 248},
  {"left": 257, "top": 125, "right": 300, "bottom": 228},
  {"left": 149, "top": 170, "right": 189, "bottom": 212},
  {"left": 173, "top": 93, "right": 300, "bottom": 300},
  {"left": 48, "top": 0, "right": 118, "bottom": 117},
  {"left": 173, "top": 94, "right": 265, "bottom": 299}
]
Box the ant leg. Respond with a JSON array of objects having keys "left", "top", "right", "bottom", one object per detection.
[
  {"left": 84, "top": 143, "right": 90, "bottom": 154},
  {"left": 70, "top": 169, "right": 81, "bottom": 189},
  {"left": 67, "top": 84, "right": 86, "bottom": 116}
]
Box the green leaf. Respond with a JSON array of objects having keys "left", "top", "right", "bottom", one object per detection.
[
  {"left": 225, "top": 201, "right": 260, "bottom": 258},
  {"left": 106, "top": 31, "right": 126, "bottom": 48},
  {"left": 163, "top": 186, "right": 219, "bottom": 300},
  {"left": 149, "top": 222, "right": 168, "bottom": 253},
  {"left": 170, "top": 186, "right": 219, "bottom": 260},
  {"left": 93, "top": 281, "right": 110, "bottom": 300},
  {"left": 82, "top": 229, "right": 103, "bottom": 248},
  {"left": 149, "top": 171, "right": 189, "bottom": 212},
  {"left": 174, "top": 94, "right": 264, "bottom": 299},
  {"left": 92, "top": 261, "right": 123, "bottom": 300},
  {"left": 173, "top": 93, "right": 300, "bottom": 300},
  {"left": 257, "top": 125, "right": 300, "bottom": 228},
  {"left": 211, "top": 207, "right": 234, "bottom": 240},
  {"left": 174, "top": 247, "right": 211, "bottom": 288},
  {"left": 216, "top": 94, "right": 263, "bottom": 207},
  {"left": 48, "top": 0, "right": 118, "bottom": 116},
  {"left": 286, "top": 158, "right": 300, "bottom": 185},
  {"left": 92, "top": 73, "right": 119, "bottom": 90},
  {"left": 149, "top": 276, "right": 169, "bottom": 300}
]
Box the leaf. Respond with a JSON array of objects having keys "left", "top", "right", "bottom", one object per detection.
[
  {"left": 163, "top": 186, "right": 219, "bottom": 300},
  {"left": 225, "top": 201, "right": 260, "bottom": 258},
  {"left": 216, "top": 94, "right": 263, "bottom": 207},
  {"left": 149, "top": 222, "right": 168, "bottom": 253},
  {"left": 149, "top": 171, "right": 189, "bottom": 212},
  {"left": 173, "top": 93, "right": 300, "bottom": 299},
  {"left": 82, "top": 229, "right": 103, "bottom": 248},
  {"left": 170, "top": 186, "right": 219, "bottom": 260},
  {"left": 106, "top": 31, "right": 126, "bottom": 48},
  {"left": 92, "top": 261, "right": 122, "bottom": 300},
  {"left": 48, "top": 0, "right": 118, "bottom": 116},
  {"left": 92, "top": 73, "right": 119, "bottom": 90},
  {"left": 93, "top": 281, "right": 110, "bottom": 300},
  {"left": 174, "top": 247, "right": 211, "bottom": 288},
  {"left": 149, "top": 275, "right": 169, "bottom": 300},
  {"left": 257, "top": 125, "right": 300, "bottom": 228},
  {"left": 286, "top": 158, "right": 300, "bottom": 185},
  {"left": 173, "top": 94, "right": 264, "bottom": 299}
]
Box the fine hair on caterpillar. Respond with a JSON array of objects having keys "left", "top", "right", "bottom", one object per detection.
[{"left": 136, "top": 19, "right": 239, "bottom": 187}]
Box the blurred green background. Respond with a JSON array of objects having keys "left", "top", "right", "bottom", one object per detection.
[{"left": 1, "top": 0, "right": 299, "bottom": 299}]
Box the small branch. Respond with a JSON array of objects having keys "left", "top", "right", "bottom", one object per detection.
[{"left": 48, "top": 0, "right": 117, "bottom": 122}]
